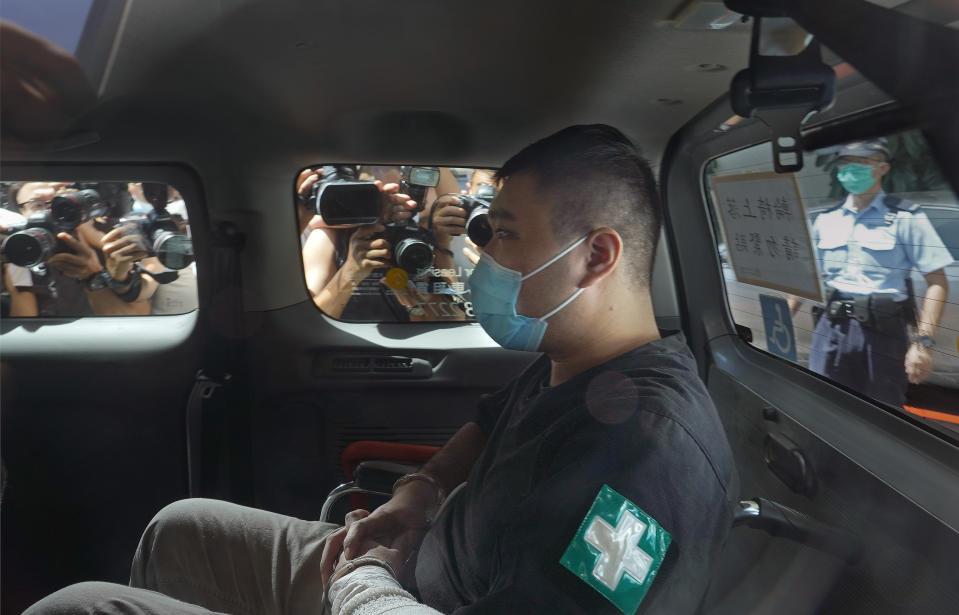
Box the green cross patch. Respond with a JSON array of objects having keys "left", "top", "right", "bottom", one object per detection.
[{"left": 559, "top": 485, "right": 671, "bottom": 615}]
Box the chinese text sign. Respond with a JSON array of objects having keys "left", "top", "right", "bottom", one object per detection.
[{"left": 711, "top": 172, "right": 823, "bottom": 302}]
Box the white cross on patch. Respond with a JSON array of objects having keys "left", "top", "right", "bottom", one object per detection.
[{"left": 584, "top": 512, "right": 654, "bottom": 591}]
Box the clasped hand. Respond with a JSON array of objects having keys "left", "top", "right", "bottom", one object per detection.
[{"left": 320, "top": 479, "right": 441, "bottom": 589}]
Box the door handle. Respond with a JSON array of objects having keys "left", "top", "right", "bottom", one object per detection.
[{"left": 764, "top": 432, "right": 816, "bottom": 496}]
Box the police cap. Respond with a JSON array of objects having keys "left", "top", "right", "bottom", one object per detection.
[{"left": 837, "top": 138, "right": 890, "bottom": 159}]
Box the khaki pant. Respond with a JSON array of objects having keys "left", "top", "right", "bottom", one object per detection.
[{"left": 24, "top": 498, "right": 339, "bottom": 615}]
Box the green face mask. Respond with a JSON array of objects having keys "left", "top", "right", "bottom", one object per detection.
[{"left": 837, "top": 162, "right": 877, "bottom": 194}]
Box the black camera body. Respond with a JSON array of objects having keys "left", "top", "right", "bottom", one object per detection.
[
  {"left": 1, "top": 189, "right": 106, "bottom": 267},
  {"left": 118, "top": 209, "right": 194, "bottom": 270},
  {"left": 71, "top": 182, "right": 132, "bottom": 223},
  {"left": 379, "top": 224, "right": 435, "bottom": 277},
  {"left": 400, "top": 166, "right": 441, "bottom": 211},
  {"left": 459, "top": 183, "right": 497, "bottom": 247},
  {"left": 310, "top": 165, "right": 382, "bottom": 226}
]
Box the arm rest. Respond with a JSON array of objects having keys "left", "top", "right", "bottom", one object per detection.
[
  {"left": 341, "top": 441, "right": 440, "bottom": 479},
  {"left": 353, "top": 460, "right": 422, "bottom": 493}
]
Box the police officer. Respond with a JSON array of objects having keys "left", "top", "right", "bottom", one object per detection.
[{"left": 809, "top": 138, "right": 952, "bottom": 406}]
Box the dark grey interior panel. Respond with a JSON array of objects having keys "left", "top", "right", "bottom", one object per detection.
[
  {"left": 250, "top": 390, "right": 482, "bottom": 520},
  {"left": 707, "top": 335, "right": 959, "bottom": 528},
  {"left": 703, "top": 366, "right": 959, "bottom": 615},
  {"left": 1, "top": 349, "right": 198, "bottom": 614},
  {"left": 245, "top": 302, "right": 542, "bottom": 396},
  {"left": 243, "top": 302, "right": 539, "bottom": 519}
]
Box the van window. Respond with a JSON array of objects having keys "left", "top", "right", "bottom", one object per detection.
[
  {"left": 298, "top": 165, "right": 495, "bottom": 323},
  {"left": 1, "top": 181, "right": 197, "bottom": 317},
  {"left": 704, "top": 130, "right": 959, "bottom": 435}
]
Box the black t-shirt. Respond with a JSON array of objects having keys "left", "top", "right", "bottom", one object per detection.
[{"left": 416, "top": 332, "right": 736, "bottom": 614}]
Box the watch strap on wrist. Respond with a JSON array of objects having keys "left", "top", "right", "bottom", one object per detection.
[
  {"left": 114, "top": 272, "right": 143, "bottom": 302},
  {"left": 107, "top": 267, "right": 134, "bottom": 290},
  {"left": 911, "top": 334, "right": 935, "bottom": 348},
  {"left": 83, "top": 270, "right": 109, "bottom": 291}
]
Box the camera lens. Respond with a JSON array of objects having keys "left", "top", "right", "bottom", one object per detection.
[
  {"left": 394, "top": 238, "right": 434, "bottom": 277},
  {"left": 152, "top": 230, "right": 194, "bottom": 270},
  {"left": 51, "top": 190, "right": 104, "bottom": 230},
  {"left": 466, "top": 206, "right": 492, "bottom": 247},
  {"left": 2, "top": 228, "right": 57, "bottom": 267}
]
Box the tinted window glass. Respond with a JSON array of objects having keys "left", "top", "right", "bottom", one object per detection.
[
  {"left": 705, "top": 130, "right": 959, "bottom": 436},
  {"left": 1, "top": 181, "right": 197, "bottom": 317},
  {"left": 298, "top": 166, "right": 497, "bottom": 323}
]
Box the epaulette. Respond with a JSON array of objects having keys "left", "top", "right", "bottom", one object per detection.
[{"left": 883, "top": 195, "right": 919, "bottom": 212}]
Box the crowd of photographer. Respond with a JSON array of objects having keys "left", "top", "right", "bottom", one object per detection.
[
  {"left": 0, "top": 181, "right": 196, "bottom": 318},
  {"left": 298, "top": 164, "right": 498, "bottom": 322},
  {"left": 2, "top": 166, "right": 495, "bottom": 321}
]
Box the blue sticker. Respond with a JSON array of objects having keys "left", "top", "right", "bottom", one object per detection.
[{"left": 759, "top": 294, "right": 797, "bottom": 361}]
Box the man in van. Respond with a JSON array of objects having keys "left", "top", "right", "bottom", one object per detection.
[
  {"left": 808, "top": 139, "right": 951, "bottom": 407},
  {"left": 27, "top": 125, "right": 735, "bottom": 615}
]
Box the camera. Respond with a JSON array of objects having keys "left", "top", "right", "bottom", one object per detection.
[
  {"left": 379, "top": 224, "right": 436, "bottom": 277},
  {"left": 457, "top": 183, "right": 497, "bottom": 247},
  {"left": 1, "top": 189, "right": 107, "bottom": 267},
  {"left": 71, "top": 181, "right": 132, "bottom": 224},
  {"left": 356, "top": 166, "right": 441, "bottom": 277},
  {"left": 310, "top": 165, "right": 382, "bottom": 226},
  {"left": 400, "top": 166, "right": 440, "bottom": 211},
  {"left": 117, "top": 208, "right": 194, "bottom": 270}
]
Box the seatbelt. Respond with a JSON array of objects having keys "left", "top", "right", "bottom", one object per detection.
[{"left": 186, "top": 221, "right": 249, "bottom": 499}]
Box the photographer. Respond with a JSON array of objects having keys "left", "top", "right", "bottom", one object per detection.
[
  {"left": 1, "top": 191, "right": 38, "bottom": 317},
  {"left": 48, "top": 216, "right": 160, "bottom": 317},
  {"left": 1, "top": 182, "right": 91, "bottom": 316},
  {"left": 301, "top": 166, "right": 411, "bottom": 320},
  {"left": 116, "top": 183, "right": 197, "bottom": 315},
  {"left": 7, "top": 182, "right": 158, "bottom": 316},
  {"left": 386, "top": 166, "right": 469, "bottom": 321},
  {"left": 426, "top": 168, "right": 499, "bottom": 280},
  {"left": 302, "top": 166, "right": 466, "bottom": 321}
]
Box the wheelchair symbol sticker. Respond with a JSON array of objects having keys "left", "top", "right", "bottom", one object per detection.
[{"left": 759, "top": 294, "right": 797, "bottom": 362}]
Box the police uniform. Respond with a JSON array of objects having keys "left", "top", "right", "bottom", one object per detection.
[{"left": 810, "top": 190, "right": 953, "bottom": 406}]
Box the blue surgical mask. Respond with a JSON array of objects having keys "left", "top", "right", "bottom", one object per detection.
[
  {"left": 837, "top": 162, "right": 877, "bottom": 195},
  {"left": 468, "top": 235, "right": 587, "bottom": 352}
]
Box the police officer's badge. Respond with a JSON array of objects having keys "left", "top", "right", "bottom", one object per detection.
[{"left": 560, "top": 485, "right": 671, "bottom": 614}]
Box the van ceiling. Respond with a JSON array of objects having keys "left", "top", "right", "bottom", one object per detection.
[{"left": 84, "top": 0, "right": 755, "bottom": 166}]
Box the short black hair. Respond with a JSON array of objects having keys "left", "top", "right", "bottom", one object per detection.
[{"left": 496, "top": 124, "right": 662, "bottom": 288}]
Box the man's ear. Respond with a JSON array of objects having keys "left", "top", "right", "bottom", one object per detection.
[{"left": 580, "top": 227, "right": 621, "bottom": 288}]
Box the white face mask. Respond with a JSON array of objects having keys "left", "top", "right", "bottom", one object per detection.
[{"left": 468, "top": 235, "right": 588, "bottom": 352}]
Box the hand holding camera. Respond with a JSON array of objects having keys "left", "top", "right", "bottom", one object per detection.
[
  {"left": 1, "top": 189, "right": 107, "bottom": 267},
  {"left": 429, "top": 195, "right": 468, "bottom": 247},
  {"left": 343, "top": 223, "right": 392, "bottom": 278},
  {"left": 114, "top": 209, "right": 194, "bottom": 271},
  {"left": 379, "top": 182, "right": 418, "bottom": 224},
  {"left": 44, "top": 228, "right": 102, "bottom": 281},
  {"left": 428, "top": 183, "right": 496, "bottom": 248},
  {"left": 100, "top": 225, "right": 149, "bottom": 282}
]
